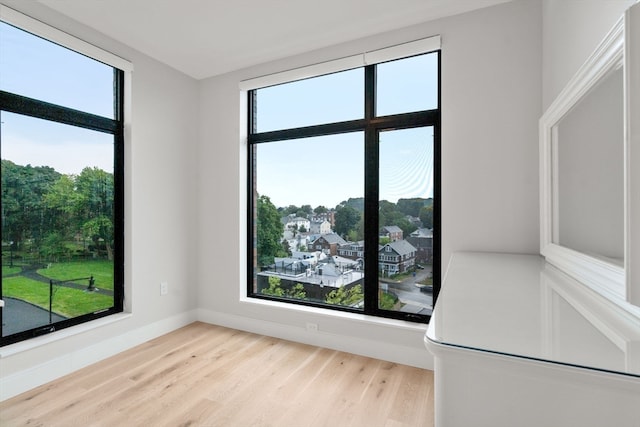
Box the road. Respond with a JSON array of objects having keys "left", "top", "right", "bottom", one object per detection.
[{"left": 380, "top": 265, "right": 433, "bottom": 315}]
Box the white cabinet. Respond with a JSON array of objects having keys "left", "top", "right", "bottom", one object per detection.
[{"left": 425, "top": 252, "right": 640, "bottom": 427}]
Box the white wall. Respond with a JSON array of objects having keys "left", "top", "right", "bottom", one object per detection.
[
  {"left": 196, "top": 0, "right": 542, "bottom": 370},
  {"left": 0, "top": 1, "right": 199, "bottom": 400},
  {"left": 542, "top": 0, "right": 637, "bottom": 110}
]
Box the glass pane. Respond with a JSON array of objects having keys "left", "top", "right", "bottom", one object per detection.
[
  {"left": 376, "top": 53, "right": 438, "bottom": 116},
  {"left": 1, "top": 112, "right": 115, "bottom": 337},
  {"left": 378, "top": 127, "right": 434, "bottom": 315},
  {"left": 255, "top": 68, "right": 363, "bottom": 132},
  {"left": 0, "top": 22, "right": 115, "bottom": 118},
  {"left": 252, "top": 133, "right": 365, "bottom": 309}
]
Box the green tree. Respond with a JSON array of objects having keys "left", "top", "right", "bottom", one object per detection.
[
  {"left": 336, "top": 197, "right": 364, "bottom": 212},
  {"left": 326, "top": 284, "right": 363, "bottom": 306},
  {"left": 261, "top": 276, "right": 306, "bottom": 299},
  {"left": 1, "top": 160, "right": 60, "bottom": 250},
  {"left": 40, "top": 232, "right": 67, "bottom": 259},
  {"left": 334, "top": 205, "right": 361, "bottom": 238},
  {"left": 76, "top": 167, "right": 114, "bottom": 260},
  {"left": 314, "top": 205, "right": 328, "bottom": 214},
  {"left": 395, "top": 217, "right": 418, "bottom": 238},
  {"left": 288, "top": 283, "right": 307, "bottom": 299},
  {"left": 397, "top": 198, "right": 431, "bottom": 217},
  {"left": 379, "top": 200, "right": 418, "bottom": 237},
  {"left": 281, "top": 205, "right": 300, "bottom": 216},
  {"left": 43, "top": 175, "right": 81, "bottom": 243},
  {"left": 355, "top": 217, "right": 365, "bottom": 241},
  {"left": 262, "top": 276, "right": 285, "bottom": 296},
  {"left": 257, "top": 195, "right": 286, "bottom": 266},
  {"left": 379, "top": 292, "right": 399, "bottom": 310},
  {"left": 281, "top": 238, "right": 292, "bottom": 256},
  {"left": 419, "top": 205, "right": 434, "bottom": 229},
  {"left": 379, "top": 200, "right": 402, "bottom": 224}
]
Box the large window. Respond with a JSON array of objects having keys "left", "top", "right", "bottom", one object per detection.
[
  {"left": 247, "top": 45, "right": 440, "bottom": 322},
  {"left": 0, "top": 9, "right": 126, "bottom": 346}
]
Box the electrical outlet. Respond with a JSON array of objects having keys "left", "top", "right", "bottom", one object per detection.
[
  {"left": 160, "top": 281, "right": 168, "bottom": 296},
  {"left": 306, "top": 322, "right": 318, "bottom": 332}
]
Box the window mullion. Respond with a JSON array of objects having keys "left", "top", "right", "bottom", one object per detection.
[
  {"left": 363, "top": 65, "right": 378, "bottom": 314},
  {"left": 0, "top": 90, "right": 118, "bottom": 134}
]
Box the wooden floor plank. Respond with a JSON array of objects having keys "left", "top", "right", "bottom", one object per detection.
[{"left": 0, "top": 322, "right": 434, "bottom": 427}]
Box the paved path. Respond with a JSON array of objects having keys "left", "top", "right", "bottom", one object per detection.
[
  {"left": 2, "top": 296, "right": 66, "bottom": 336},
  {"left": 8, "top": 264, "right": 113, "bottom": 296}
]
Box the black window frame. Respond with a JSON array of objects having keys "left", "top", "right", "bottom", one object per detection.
[
  {"left": 247, "top": 51, "right": 441, "bottom": 323},
  {"left": 0, "top": 29, "right": 125, "bottom": 346}
]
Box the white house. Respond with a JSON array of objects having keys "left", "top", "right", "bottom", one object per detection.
[{"left": 309, "top": 219, "right": 331, "bottom": 235}]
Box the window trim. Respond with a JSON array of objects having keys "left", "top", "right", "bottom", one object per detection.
[
  {"left": 245, "top": 47, "right": 441, "bottom": 323},
  {"left": 0, "top": 9, "right": 130, "bottom": 346},
  {"left": 239, "top": 36, "right": 440, "bottom": 92},
  {"left": 0, "top": 5, "right": 133, "bottom": 72}
]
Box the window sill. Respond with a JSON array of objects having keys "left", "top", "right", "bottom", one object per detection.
[
  {"left": 0, "top": 312, "right": 132, "bottom": 358},
  {"left": 239, "top": 296, "right": 428, "bottom": 332}
]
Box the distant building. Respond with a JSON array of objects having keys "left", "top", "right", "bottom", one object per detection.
[
  {"left": 337, "top": 240, "right": 365, "bottom": 261},
  {"left": 378, "top": 240, "right": 417, "bottom": 275},
  {"left": 258, "top": 251, "right": 362, "bottom": 301},
  {"left": 311, "top": 211, "right": 335, "bottom": 228},
  {"left": 407, "top": 228, "right": 433, "bottom": 264},
  {"left": 281, "top": 214, "right": 311, "bottom": 231},
  {"left": 310, "top": 233, "right": 347, "bottom": 255},
  {"left": 379, "top": 225, "right": 403, "bottom": 242},
  {"left": 309, "top": 219, "right": 331, "bottom": 235}
]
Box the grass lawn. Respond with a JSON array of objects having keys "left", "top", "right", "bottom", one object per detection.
[
  {"left": 2, "top": 276, "right": 113, "bottom": 318},
  {"left": 380, "top": 291, "right": 400, "bottom": 310},
  {"left": 2, "top": 266, "right": 22, "bottom": 276},
  {"left": 38, "top": 260, "right": 114, "bottom": 290}
]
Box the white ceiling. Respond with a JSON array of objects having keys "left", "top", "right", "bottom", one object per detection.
[{"left": 38, "top": 0, "right": 511, "bottom": 80}]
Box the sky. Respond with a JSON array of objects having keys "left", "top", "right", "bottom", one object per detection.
[
  {"left": 255, "top": 54, "right": 438, "bottom": 208},
  {"left": 0, "top": 21, "right": 115, "bottom": 175},
  {"left": 1, "top": 20, "right": 437, "bottom": 206},
  {"left": 256, "top": 127, "right": 434, "bottom": 209}
]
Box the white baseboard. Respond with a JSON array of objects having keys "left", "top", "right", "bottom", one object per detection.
[
  {"left": 196, "top": 308, "right": 434, "bottom": 370},
  {"left": 0, "top": 310, "right": 197, "bottom": 401}
]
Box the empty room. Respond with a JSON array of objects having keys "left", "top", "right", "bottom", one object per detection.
[{"left": 1, "top": 0, "right": 639, "bottom": 426}]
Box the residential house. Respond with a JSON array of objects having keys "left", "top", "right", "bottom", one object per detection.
[
  {"left": 407, "top": 228, "right": 433, "bottom": 264},
  {"left": 309, "top": 233, "right": 347, "bottom": 256},
  {"left": 282, "top": 215, "right": 311, "bottom": 232},
  {"left": 379, "top": 225, "right": 403, "bottom": 242},
  {"left": 311, "top": 211, "right": 335, "bottom": 228},
  {"left": 337, "top": 240, "right": 365, "bottom": 262},
  {"left": 378, "top": 240, "right": 417, "bottom": 275},
  {"left": 309, "top": 219, "right": 331, "bottom": 234}
]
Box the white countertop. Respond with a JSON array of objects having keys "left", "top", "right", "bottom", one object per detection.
[{"left": 426, "top": 252, "right": 640, "bottom": 377}]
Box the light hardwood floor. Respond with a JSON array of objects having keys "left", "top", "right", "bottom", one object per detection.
[{"left": 0, "top": 322, "right": 434, "bottom": 427}]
